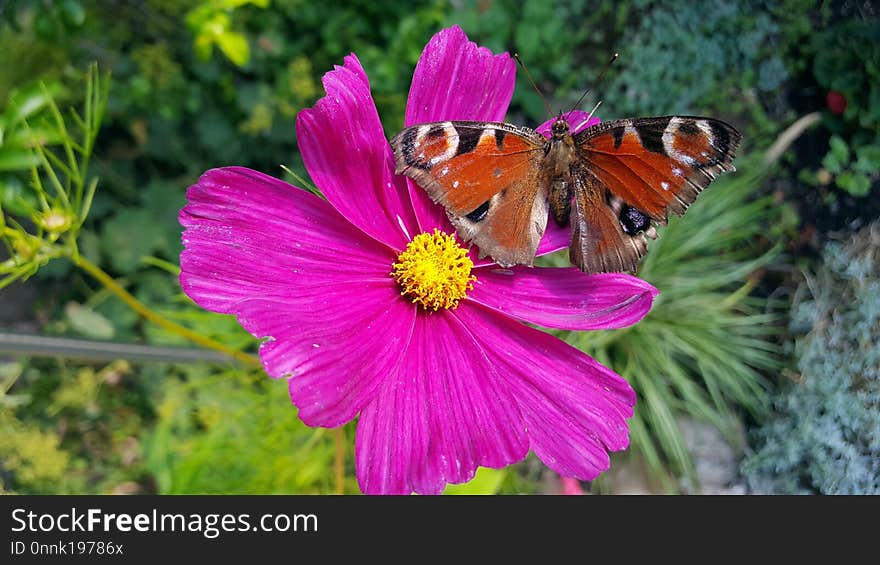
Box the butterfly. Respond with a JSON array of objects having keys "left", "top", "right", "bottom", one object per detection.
[{"left": 390, "top": 113, "right": 741, "bottom": 273}]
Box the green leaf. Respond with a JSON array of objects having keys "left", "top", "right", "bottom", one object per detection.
[
  {"left": 216, "top": 31, "right": 250, "bottom": 66},
  {"left": 59, "top": 0, "right": 86, "bottom": 27},
  {"left": 6, "top": 126, "right": 67, "bottom": 149},
  {"left": 100, "top": 209, "right": 167, "bottom": 273},
  {"left": 854, "top": 145, "right": 880, "bottom": 174},
  {"left": 836, "top": 171, "right": 871, "bottom": 197},
  {"left": 0, "top": 147, "right": 39, "bottom": 171},
  {"left": 443, "top": 468, "right": 507, "bottom": 495},
  {"left": 828, "top": 135, "right": 850, "bottom": 164},
  {"left": 193, "top": 32, "right": 215, "bottom": 61},
  {"left": 821, "top": 151, "right": 842, "bottom": 175},
  {"left": 64, "top": 302, "right": 116, "bottom": 340},
  {"left": 215, "top": 0, "right": 269, "bottom": 9},
  {"left": 5, "top": 87, "right": 51, "bottom": 125},
  {"left": 0, "top": 175, "right": 36, "bottom": 216}
]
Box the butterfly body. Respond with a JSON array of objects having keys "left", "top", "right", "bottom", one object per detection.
[
  {"left": 391, "top": 113, "right": 741, "bottom": 273},
  {"left": 545, "top": 118, "right": 578, "bottom": 228}
]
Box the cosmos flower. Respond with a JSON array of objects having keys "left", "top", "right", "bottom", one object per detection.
[{"left": 179, "top": 26, "right": 658, "bottom": 494}]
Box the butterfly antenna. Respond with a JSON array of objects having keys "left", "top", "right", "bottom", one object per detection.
[
  {"left": 574, "top": 100, "right": 603, "bottom": 131},
  {"left": 513, "top": 52, "right": 554, "bottom": 120},
  {"left": 568, "top": 52, "right": 619, "bottom": 115}
]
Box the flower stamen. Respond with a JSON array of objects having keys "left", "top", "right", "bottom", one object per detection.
[{"left": 391, "top": 229, "right": 476, "bottom": 310}]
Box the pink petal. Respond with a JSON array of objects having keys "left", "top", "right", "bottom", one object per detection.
[
  {"left": 355, "top": 307, "right": 528, "bottom": 495},
  {"left": 536, "top": 110, "right": 601, "bottom": 137},
  {"left": 468, "top": 268, "right": 658, "bottom": 330},
  {"left": 179, "top": 167, "right": 414, "bottom": 427},
  {"left": 180, "top": 167, "right": 392, "bottom": 307},
  {"left": 405, "top": 25, "right": 515, "bottom": 126},
  {"left": 537, "top": 221, "right": 571, "bottom": 258},
  {"left": 404, "top": 25, "right": 517, "bottom": 234},
  {"left": 457, "top": 304, "right": 636, "bottom": 481},
  {"left": 297, "top": 54, "right": 418, "bottom": 250},
  {"left": 560, "top": 476, "right": 585, "bottom": 495},
  {"left": 271, "top": 292, "right": 414, "bottom": 427}
]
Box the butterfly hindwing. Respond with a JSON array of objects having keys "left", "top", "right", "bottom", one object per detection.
[
  {"left": 391, "top": 121, "right": 549, "bottom": 266},
  {"left": 569, "top": 169, "right": 649, "bottom": 274},
  {"left": 574, "top": 116, "right": 742, "bottom": 222}
]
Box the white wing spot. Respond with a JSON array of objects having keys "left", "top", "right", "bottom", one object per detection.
[
  {"left": 452, "top": 180, "right": 459, "bottom": 189},
  {"left": 479, "top": 128, "right": 496, "bottom": 148},
  {"left": 672, "top": 167, "right": 683, "bottom": 177},
  {"left": 661, "top": 181, "right": 670, "bottom": 191},
  {"left": 441, "top": 165, "right": 449, "bottom": 176}
]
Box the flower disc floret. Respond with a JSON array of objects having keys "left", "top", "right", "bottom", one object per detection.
[{"left": 391, "top": 229, "right": 475, "bottom": 311}]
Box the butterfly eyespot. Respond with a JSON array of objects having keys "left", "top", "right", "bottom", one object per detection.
[
  {"left": 620, "top": 205, "right": 651, "bottom": 235},
  {"left": 465, "top": 200, "right": 491, "bottom": 223}
]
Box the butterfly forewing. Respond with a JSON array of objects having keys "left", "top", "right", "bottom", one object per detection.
[
  {"left": 575, "top": 116, "right": 742, "bottom": 222},
  {"left": 391, "top": 121, "right": 549, "bottom": 266}
]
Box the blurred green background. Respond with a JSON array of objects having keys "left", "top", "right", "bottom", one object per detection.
[{"left": 1, "top": 0, "right": 878, "bottom": 494}]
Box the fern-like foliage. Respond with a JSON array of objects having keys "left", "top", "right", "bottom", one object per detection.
[
  {"left": 742, "top": 223, "right": 880, "bottom": 494},
  {"left": 547, "top": 155, "right": 790, "bottom": 491}
]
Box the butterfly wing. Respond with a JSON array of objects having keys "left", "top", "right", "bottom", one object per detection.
[
  {"left": 569, "top": 170, "right": 650, "bottom": 273},
  {"left": 391, "top": 121, "right": 549, "bottom": 266},
  {"left": 571, "top": 116, "right": 742, "bottom": 272}
]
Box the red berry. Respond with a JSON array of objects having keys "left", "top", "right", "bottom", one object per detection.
[{"left": 827, "top": 90, "right": 847, "bottom": 115}]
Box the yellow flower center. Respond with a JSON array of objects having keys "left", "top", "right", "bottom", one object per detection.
[{"left": 391, "top": 229, "right": 476, "bottom": 311}]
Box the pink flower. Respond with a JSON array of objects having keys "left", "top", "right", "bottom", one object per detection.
[{"left": 179, "top": 26, "right": 658, "bottom": 494}]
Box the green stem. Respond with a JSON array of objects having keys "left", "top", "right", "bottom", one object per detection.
[
  {"left": 72, "top": 254, "right": 261, "bottom": 368},
  {"left": 334, "top": 427, "right": 345, "bottom": 495}
]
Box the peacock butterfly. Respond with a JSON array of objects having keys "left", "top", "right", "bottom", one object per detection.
[{"left": 390, "top": 112, "right": 741, "bottom": 273}]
